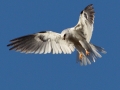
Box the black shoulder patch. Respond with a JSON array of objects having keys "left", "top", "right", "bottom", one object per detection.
[
  {"left": 81, "top": 10, "right": 83, "bottom": 14},
  {"left": 39, "top": 31, "right": 46, "bottom": 33}
]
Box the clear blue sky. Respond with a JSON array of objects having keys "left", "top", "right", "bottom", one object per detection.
[{"left": 1, "top": 0, "right": 120, "bottom": 90}]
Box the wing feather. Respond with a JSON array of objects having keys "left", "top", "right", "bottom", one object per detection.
[
  {"left": 55, "top": 43, "right": 62, "bottom": 54},
  {"left": 63, "top": 45, "right": 71, "bottom": 54},
  {"left": 59, "top": 44, "right": 67, "bottom": 54},
  {"left": 44, "top": 42, "right": 49, "bottom": 54},
  {"left": 47, "top": 41, "right": 51, "bottom": 53},
  {"left": 39, "top": 42, "right": 45, "bottom": 54},
  {"left": 51, "top": 41, "right": 57, "bottom": 54},
  {"left": 43, "top": 42, "right": 48, "bottom": 54},
  {"left": 76, "top": 4, "right": 95, "bottom": 42},
  {"left": 34, "top": 43, "right": 42, "bottom": 54},
  {"left": 7, "top": 31, "right": 75, "bottom": 54}
]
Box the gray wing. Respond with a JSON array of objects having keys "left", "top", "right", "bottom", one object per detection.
[
  {"left": 7, "top": 31, "right": 75, "bottom": 54},
  {"left": 75, "top": 4, "right": 95, "bottom": 42}
]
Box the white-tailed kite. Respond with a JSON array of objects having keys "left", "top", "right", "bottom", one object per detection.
[{"left": 7, "top": 4, "right": 106, "bottom": 65}]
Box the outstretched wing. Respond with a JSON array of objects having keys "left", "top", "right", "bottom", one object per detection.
[
  {"left": 76, "top": 4, "right": 95, "bottom": 42},
  {"left": 7, "top": 31, "right": 75, "bottom": 54}
]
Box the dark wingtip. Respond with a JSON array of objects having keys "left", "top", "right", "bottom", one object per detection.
[
  {"left": 7, "top": 44, "right": 10, "bottom": 47},
  {"left": 10, "top": 38, "right": 19, "bottom": 42},
  {"left": 7, "top": 43, "right": 15, "bottom": 50},
  {"left": 81, "top": 4, "right": 94, "bottom": 15},
  {"left": 88, "top": 4, "right": 93, "bottom": 7},
  {"left": 85, "top": 4, "right": 94, "bottom": 10},
  {"left": 7, "top": 34, "right": 35, "bottom": 51},
  {"left": 39, "top": 31, "right": 46, "bottom": 33},
  {"left": 7, "top": 41, "right": 13, "bottom": 47},
  {"left": 7, "top": 44, "right": 13, "bottom": 50},
  {"left": 9, "top": 47, "right": 14, "bottom": 50}
]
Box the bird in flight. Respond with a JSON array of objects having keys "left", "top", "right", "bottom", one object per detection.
[{"left": 7, "top": 4, "right": 106, "bottom": 65}]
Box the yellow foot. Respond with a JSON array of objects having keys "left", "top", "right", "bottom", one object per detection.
[
  {"left": 86, "top": 50, "right": 90, "bottom": 55},
  {"left": 79, "top": 53, "right": 83, "bottom": 60}
]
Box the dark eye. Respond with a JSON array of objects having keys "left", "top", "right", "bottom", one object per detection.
[
  {"left": 64, "top": 34, "right": 66, "bottom": 37},
  {"left": 63, "top": 34, "right": 66, "bottom": 40}
]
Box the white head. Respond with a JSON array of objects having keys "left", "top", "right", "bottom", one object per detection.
[{"left": 61, "top": 29, "right": 70, "bottom": 40}]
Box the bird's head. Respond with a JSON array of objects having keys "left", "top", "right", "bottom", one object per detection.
[{"left": 61, "top": 29, "right": 69, "bottom": 40}]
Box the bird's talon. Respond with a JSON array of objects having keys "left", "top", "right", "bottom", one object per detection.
[
  {"left": 86, "top": 50, "right": 90, "bottom": 55},
  {"left": 79, "top": 53, "right": 83, "bottom": 60}
]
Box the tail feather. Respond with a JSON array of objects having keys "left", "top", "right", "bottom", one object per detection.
[
  {"left": 76, "top": 43, "right": 106, "bottom": 66},
  {"left": 92, "top": 44, "right": 107, "bottom": 54}
]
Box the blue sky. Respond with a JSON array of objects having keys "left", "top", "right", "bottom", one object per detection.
[{"left": 1, "top": 0, "right": 120, "bottom": 90}]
